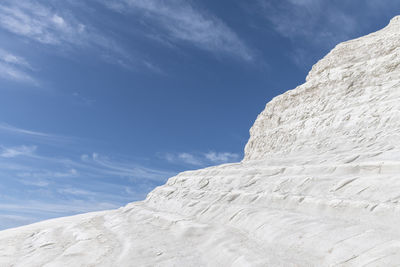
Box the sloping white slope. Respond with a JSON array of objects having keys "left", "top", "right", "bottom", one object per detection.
[{"left": 1, "top": 17, "right": 400, "bottom": 267}]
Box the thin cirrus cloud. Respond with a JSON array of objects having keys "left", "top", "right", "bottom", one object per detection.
[
  {"left": 103, "top": 0, "right": 254, "bottom": 61},
  {"left": 0, "top": 0, "right": 254, "bottom": 85},
  {"left": 0, "top": 49, "right": 32, "bottom": 68},
  {"left": 0, "top": 145, "right": 37, "bottom": 158},
  {"left": 204, "top": 151, "right": 240, "bottom": 164},
  {"left": 0, "top": 122, "right": 78, "bottom": 144},
  {"left": 0, "top": 128, "right": 176, "bottom": 229},
  {"left": 0, "top": 214, "right": 34, "bottom": 230},
  {"left": 0, "top": 145, "right": 173, "bottom": 184},
  {"left": 0, "top": 49, "right": 36, "bottom": 84},
  {"left": 0, "top": 0, "right": 133, "bottom": 70},
  {"left": 0, "top": 200, "right": 120, "bottom": 230},
  {"left": 0, "top": 122, "right": 174, "bottom": 185},
  {"left": 81, "top": 152, "right": 175, "bottom": 182},
  {"left": 0, "top": 1, "right": 81, "bottom": 45},
  {"left": 0, "top": 0, "right": 98, "bottom": 47},
  {"left": 255, "top": 0, "right": 359, "bottom": 67},
  {"left": 162, "top": 151, "right": 240, "bottom": 166},
  {"left": 257, "top": 0, "right": 357, "bottom": 45},
  {"left": 256, "top": 0, "right": 400, "bottom": 67}
]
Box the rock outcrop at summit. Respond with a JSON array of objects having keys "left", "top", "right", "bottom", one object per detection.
[
  {"left": 1, "top": 17, "right": 400, "bottom": 267},
  {"left": 245, "top": 16, "right": 400, "bottom": 160}
]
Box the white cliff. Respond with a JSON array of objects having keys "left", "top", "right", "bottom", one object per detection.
[{"left": 1, "top": 17, "right": 400, "bottom": 267}]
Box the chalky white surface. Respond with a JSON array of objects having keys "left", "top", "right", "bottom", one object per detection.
[{"left": 1, "top": 17, "right": 400, "bottom": 267}]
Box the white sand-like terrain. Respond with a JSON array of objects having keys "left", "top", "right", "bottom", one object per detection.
[{"left": 1, "top": 16, "right": 400, "bottom": 267}]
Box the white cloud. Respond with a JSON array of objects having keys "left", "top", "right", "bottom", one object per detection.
[
  {"left": 0, "top": 0, "right": 249, "bottom": 76},
  {"left": 0, "top": 201, "right": 119, "bottom": 217},
  {"left": 0, "top": 48, "right": 36, "bottom": 84},
  {"left": 0, "top": 122, "right": 77, "bottom": 144},
  {"left": 72, "top": 92, "right": 96, "bottom": 106},
  {"left": 0, "top": 1, "right": 86, "bottom": 45},
  {"left": 103, "top": 0, "right": 253, "bottom": 61},
  {"left": 0, "top": 49, "right": 31, "bottom": 69},
  {"left": 0, "top": 145, "right": 37, "bottom": 158},
  {"left": 17, "top": 169, "right": 78, "bottom": 179},
  {"left": 204, "top": 151, "right": 239, "bottom": 164},
  {"left": 0, "top": 145, "right": 174, "bottom": 230},
  {"left": 0, "top": 131, "right": 176, "bottom": 229},
  {"left": 258, "top": 0, "right": 357, "bottom": 45},
  {"left": 255, "top": 0, "right": 361, "bottom": 67},
  {"left": 256, "top": 1, "right": 400, "bottom": 68},
  {"left": 58, "top": 188, "right": 96, "bottom": 197},
  {"left": 86, "top": 152, "right": 173, "bottom": 181},
  {"left": 52, "top": 14, "right": 65, "bottom": 28},
  {"left": 162, "top": 152, "right": 203, "bottom": 166},
  {"left": 161, "top": 151, "right": 240, "bottom": 166},
  {"left": 17, "top": 178, "right": 49, "bottom": 187},
  {"left": 0, "top": 0, "right": 133, "bottom": 69},
  {"left": 143, "top": 60, "right": 166, "bottom": 75},
  {"left": 0, "top": 214, "right": 34, "bottom": 230},
  {"left": 178, "top": 153, "right": 203, "bottom": 166},
  {"left": 0, "top": 144, "right": 172, "bottom": 184},
  {"left": 0, "top": 62, "right": 36, "bottom": 84},
  {"left": 0, "top": 123, "right": 49, "bottom": 137}
]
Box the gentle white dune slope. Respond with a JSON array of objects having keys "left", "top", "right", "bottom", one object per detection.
[{"left": 2, "top": 16, "right": 400, "bottom": 267}]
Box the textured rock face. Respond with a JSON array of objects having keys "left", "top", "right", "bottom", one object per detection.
[
  {"left": 245, "top": 16, "right": 400, "bottom": 160},
  {"left": 1, "top": 17, "right": 400, "bottom": 267}
]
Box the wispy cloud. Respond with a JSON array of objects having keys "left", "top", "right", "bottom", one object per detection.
[
  {"left": 72, "top": 92, "right": 96, "bottom": 106},
  {"left": 16, "top": 168, "right": 78, "bottom": 180},
  {"left": 0, "top": 201, "right": 118, "bottom": 217},
  {"left": 258, "top": 0, "right": 357, "bottom": 46},
  {"left": 17, "top": 178, "right": 50, "bottom": 187},
  {"left": 255, "top": 0, "right": 400, "bottom": 68},
  {"left": 255, "top": 0, "right": 360, "bottom": 67},
  {"left": 0, "top": 49, "right": 32, "bottom": 69},
  {"left": 0, "top": 214, "right": 34, "bottom": 230},
  {"left": 0, "top": 0, "right": 133, "bottom": 69},
  {"left": 0, "top": 0, "right": 252, "bottom": 80},
  {"left": 0, "top": 62, "right": 36, "bottom": 84},
  {"left": 81, "top": 152, "right": 174, "bottom": 182},
  {"left": 0, "top": 123, "right": 52, "bottom": 137},
  {"left": 204, "top": 151, "right": 240, "bottom": 164},
  {"left": 0, "top": 141, "right": 176, "bottom": 229},
  {"left": 0, "top": 48, "right": 37, "bottom": 84},
  {"left": 177, "top": 152, "right": 204, "bottom": 166},
  {"left": 0, "top": 122, "right": 77, "bottom": 144},
  {"left": 0, "top": 145, "right": 37, "bottom": 158},
  {"left": 0, "top": 144, "right": 169, "bottom": 185},
  {"left": 161, "top": 151, "right": 240, "bottom": 166},
  {"left": 58, "top": 187, "right": 97, "bottom": 197},
  {"left": 0, "top": 1, "right": 88, "bottom": 46},
  {"left": 103, "top": 0, "right": 254, "bottom": 61},
  {"left": 142, "top": 60, "right": 166, "bottom": 75}
]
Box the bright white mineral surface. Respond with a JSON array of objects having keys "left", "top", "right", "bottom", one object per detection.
[{"left": 1, "top": 16, "right": 400, "bottom": 267}]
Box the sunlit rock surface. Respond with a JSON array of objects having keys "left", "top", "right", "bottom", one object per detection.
[{"left": 1, "top": 17, "right": 400, "bottom": 267}]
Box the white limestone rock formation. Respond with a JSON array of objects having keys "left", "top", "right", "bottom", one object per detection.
[{"left": 1, "top": 16, "right": 400, "bottom": 267}]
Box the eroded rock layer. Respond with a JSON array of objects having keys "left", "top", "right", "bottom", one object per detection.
[{"left": 1, "top": 17, "right": 400, "bottom": 267}]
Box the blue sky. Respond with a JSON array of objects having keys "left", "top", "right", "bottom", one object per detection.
[{"left": 0, "top": 0, "right": 399, "bottom": 229}]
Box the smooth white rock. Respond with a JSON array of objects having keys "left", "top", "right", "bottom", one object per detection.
[{"left": 1, "top": 16, "right": 400, "bottom": 267}]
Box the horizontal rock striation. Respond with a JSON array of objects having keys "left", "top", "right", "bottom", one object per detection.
[
  {"left": 1, "top": 16, "right": 400, "bottom": 267},
  {"left": 245, "top": 16, "right": 400, "bottom": 161}
]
